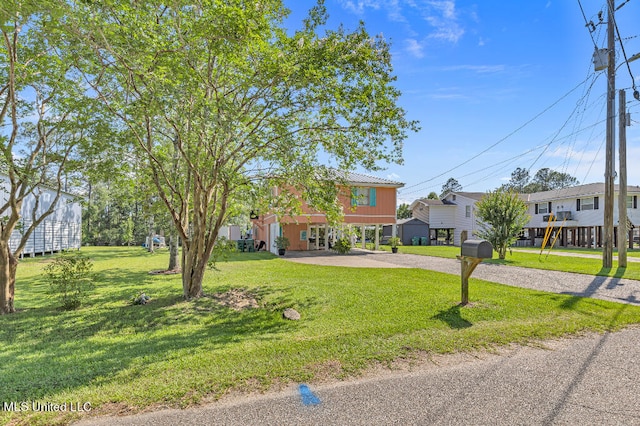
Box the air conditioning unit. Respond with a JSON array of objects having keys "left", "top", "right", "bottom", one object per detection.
[{"left": 556, "top": 211, "right": 572, "bottom": 220}]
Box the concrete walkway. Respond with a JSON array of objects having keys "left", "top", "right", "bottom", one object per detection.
[{"left": 284, "top": 250, "right": 640, "bottom": 306}]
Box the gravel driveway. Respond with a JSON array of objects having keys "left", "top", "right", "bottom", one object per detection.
[{"left": 284, "top": 250, "right": 640, "bottom": 306}]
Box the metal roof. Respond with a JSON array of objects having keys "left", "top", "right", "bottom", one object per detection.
[{"left": 333, "top": 170, "right": 404, "bottom": 188}]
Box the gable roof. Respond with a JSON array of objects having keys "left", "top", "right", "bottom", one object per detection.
[
  {"left": 397, "top": 217, "right": 428, "bottom": 225},
  {"left": 525, "top": 183, "right": 640, "bottom": 202},
  {"left": 409, "top": 198, "right": 456, "bottom": 210},
  {"left": 442, "top": 191, "right": 485, "bottom": 202}
]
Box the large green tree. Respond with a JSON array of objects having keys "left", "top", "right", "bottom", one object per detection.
[
  {"left": 0, "top": 2, "right": 103, "bottom": 313},
  {"left": 475, "top": 189, "right": 530, "bottom": 260},
  {"left": 500, "top": 167, "right": 530, "bottom": 193},
  {"left": 500, "top": 167, "right": 578, "bottom": 194},
  {"left": 70, "top": 1, "right": 418, "bottom": 299},
  {"left": 440, "top": 177, "right": 462, "bottom": 198},
  {"left": 527, "top": 168, "right": 578, "bottom": 192}
]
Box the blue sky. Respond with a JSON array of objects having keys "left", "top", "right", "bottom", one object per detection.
[{"left": 284, "top": 1, "right": 640, "bottom": 205}]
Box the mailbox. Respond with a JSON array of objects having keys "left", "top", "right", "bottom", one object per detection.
[{"left": 461, "top": 239, "right": 493, "bottom": 259}]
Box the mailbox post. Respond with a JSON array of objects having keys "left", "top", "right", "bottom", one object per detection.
[{"left": 457, "top": 239, "right": 493, "bottom": 305}]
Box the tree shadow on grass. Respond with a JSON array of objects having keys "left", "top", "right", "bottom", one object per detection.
[
  {"left": 431, "top": 304, "right": 473, "bottom": 329},
  {"left": 597, "top": 266, "right": 626, "bottom": 279},
  {"left": 483, "top": 258, "right": 514, "bottom": 266},
  {"left": 0, "top": 281, "right": 310, "bottom": 404}
]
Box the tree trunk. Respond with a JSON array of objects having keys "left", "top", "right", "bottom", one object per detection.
[
  {"left": 168, "top": 233, "right": 179, "bottom": 271},
  {"left": 0, "top": 243, "right": 18, "bottom": 314},
  {"left": 498, "top": 246, "right": 507, "bottom": 260},
  {"left": 148, "top": 219, "right": 154, "bottom": 253},
  {"left": 181, "top": 243, "right": 208, "bottom": 299}
]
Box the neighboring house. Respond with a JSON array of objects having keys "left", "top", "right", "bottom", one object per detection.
[
  {"left": 410, "top": 192, "right": 483, "bottom": 246},
  {"left": 251, "top": 172, "right": 403, "bottom": 254},
  {"left": 523, "top": 183, "right": 640, "bottom": 248},
  {"left": 409, "top": 183, "right": 640, "bottom": 248},
  {"left": 0, "top": 178, "right": 82, "bottom": 257}
]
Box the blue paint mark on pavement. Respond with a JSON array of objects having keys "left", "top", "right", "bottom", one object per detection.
[{"left": 299, "top": 384, "right": 321, "bottom": 406}]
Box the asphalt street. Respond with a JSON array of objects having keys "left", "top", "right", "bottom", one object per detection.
[{"left": 76, "top": 326, "right": 640, "bottom": 425}]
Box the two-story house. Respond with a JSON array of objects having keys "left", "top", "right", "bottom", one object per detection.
[
  {"left": 252, "top": 172, "right": 403, "bottom": 254},
  {"left": 524, "top": 183, "right": 640, "bottom": 247},
  {"left": 410, "top": 192, "right": 484, "bottom": 246},
  {"left": 410, "top": 183, "right": 640, "bottom": 248}
]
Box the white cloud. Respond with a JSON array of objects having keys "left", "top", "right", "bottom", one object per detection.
[
  {"left": 339, "top": 0, "right": 467, "bottom": 44},
  {"left": 423, "top": 1, "right": 464, "bottom": 43},
  {"left": 387, "top": 172, "right": 401, "bottom": 180},
  {"left": 404, "top": 38, "right": 425, "bottom": 58}
]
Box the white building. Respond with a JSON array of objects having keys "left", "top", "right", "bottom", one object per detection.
[
  {"left": 0, "top": 177, "right": 82, "bottom": 257},
  {"left": 410, "top": 192, "right": 483, "bottom": 246},
  {"left": 410, "top": 183, "right": 640, "bottom": 248}
]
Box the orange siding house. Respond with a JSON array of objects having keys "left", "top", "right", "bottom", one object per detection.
[{"left": 252, "top": 172, "right": 403, "bottom": 254}]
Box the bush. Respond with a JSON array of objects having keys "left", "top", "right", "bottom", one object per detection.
[
  {"left": 208, "top": 236, "right": 237, "bottom": 270},
  {"left": 45, "top": 252, "right": 95, "bottom": 310},
  {"left": 332, "top": 237, "right": 352, "bottom": 254}
]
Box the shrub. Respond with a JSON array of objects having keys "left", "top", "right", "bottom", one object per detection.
[
  {"left": 388, "top": 236, "right": 402, "bottom": 248},
  {"left": 208, "top": 236, "right": 237, "bottom": 270},
  {"left": 45, "top": 252, "right": 95, "bottom": 310},
  {"left": 332, "top": 237, "right": 352, "bottom": 254}
]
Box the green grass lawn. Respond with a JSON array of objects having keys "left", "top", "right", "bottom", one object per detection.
[
  {"left": 3, "top": 246, "right": 640, "bottom": 425},
  {"left": 382, "top": 245, "right": 640, "bottom": 280}
]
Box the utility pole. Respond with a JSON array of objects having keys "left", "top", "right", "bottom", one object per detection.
[
  {"left": 603, "top": 0, "right": 615, "bottom": 269},
  {"left": 618, "top": 89, "right": 627, "bottom": 267}
]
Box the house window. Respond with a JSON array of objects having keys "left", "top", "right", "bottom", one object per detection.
[
  {"left": 537, "top": 203, "right": 548, "bottom": 215},
  {"left": 577, "top": 196, "right": 599, "bottom": 211},
  {"left": 627, "top": 195, "right": 638, "bottom": 209},
  {"left": 465, "top": 205, "right": 471, "bottom": 218},
  {"left": 581, "top": 197, "right": 594, "bottom": 210},
  {"left": 352, "top": 187, "right": 377, "bottom": 207}
]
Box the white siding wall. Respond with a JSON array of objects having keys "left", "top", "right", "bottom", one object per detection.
[
  {"left": 451, "top": 195, "right": 479, "bottom": 246},
  {"left": 526, "top": 194, "right": 640, "bottom": 228},
  {"left": 428, "top": 206, "right": 455, "bottom": 228},
  {"left": 412, "top": 204, "right": 430, "bottom": 224},
  {"left": 1, "top": 179, "right": 82, "bottom": 256}
]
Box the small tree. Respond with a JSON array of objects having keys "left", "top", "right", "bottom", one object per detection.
[
  {"left": 396, "top": 203, "right": 411, "bottom": 219},
  {"left": 475, "top": 190, "right": 530, "bottom": 260},
  {"left": 45, "top": 252, "right": 94, "bottom": 310}
]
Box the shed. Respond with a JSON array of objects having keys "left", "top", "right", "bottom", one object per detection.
[{"left": 383, "top": 217, "right": 430, "bottom": 246}]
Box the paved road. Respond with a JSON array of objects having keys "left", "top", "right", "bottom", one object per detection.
[
  {"left": 77, "top": 326, "right": 640, "bottom": 425},
  {"left": 75, "top": 251, "right": 640, "bottom": 425}
]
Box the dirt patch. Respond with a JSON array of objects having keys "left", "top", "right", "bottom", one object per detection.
[
  {"left": 213, "top": 288, "right": 259, "bottom": 311},
  {"left": 148, "top": 269, "right": 182, "bottom": 275}
]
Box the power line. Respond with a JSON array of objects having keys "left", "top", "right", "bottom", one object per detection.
[
  {"left": 399, "top": 118, "right": 607, "bottom": 197},
  {"left": 577, "top": 0, "right": 601, "bottom": 50},
  {"left": 400, "top": 76, "right": 593, "bottom": 193},
  {"left": 611, "top": 3, "right": 638, "bottom": 91}
]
